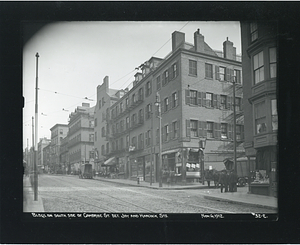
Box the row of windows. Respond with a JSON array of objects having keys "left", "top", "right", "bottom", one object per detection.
[
  {"left": 186, "top": 120, "right": 244, "bottom": 140},
  {"left": 188, "top": 60, "right": 242, "bottom": 84},
  {"left": 157, "top": 61, "right": 179, "bottom": 90},
  {"left": 186, "top": 90, "right": 242, "bottom": 111}
]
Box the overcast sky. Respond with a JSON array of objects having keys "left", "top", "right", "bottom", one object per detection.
[{"left": 23, "top": 21, "right": 241, "bottom": 150}]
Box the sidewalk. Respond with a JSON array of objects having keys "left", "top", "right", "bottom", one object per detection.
[
  {"left": 94, "top": 176, "right": 278, "bottom": 210},
  {"left": 23, "top": 176, "right": 44, "bottom": 212}
]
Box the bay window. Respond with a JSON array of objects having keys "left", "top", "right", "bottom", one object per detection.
[
  {"left": 254, "top": 51, "right": 264, "bottom": 84},
  {"left": 255, "top": 101, "right": 267, "bottom": 134}
]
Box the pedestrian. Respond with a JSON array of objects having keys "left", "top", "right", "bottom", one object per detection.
[
  {"left": 228, "top": 170, "right": 233, "bottom": 192},
  {"left": 218, "top": 170, "right": 226, "bottom": 193},
  {"left": 166, "top": 170, "right": 171, "bottom": 186},
  {"left": 232, "top": 170, "right": 238, "bottom": 192},
  {"left": 224, "top": 170, "right": 229, "bottom": 192}
]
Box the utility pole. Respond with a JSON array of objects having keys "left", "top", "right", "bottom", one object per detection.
[
  {"left": 233, "top": 78, "right": 237, "bottom": 177},
  {"left": 34, "top": 52, "right": 39, "bottom": 201}
]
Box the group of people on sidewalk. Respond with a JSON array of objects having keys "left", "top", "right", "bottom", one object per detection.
[{"left": 218, "top": 170, "right": 238, "bottom": 193}]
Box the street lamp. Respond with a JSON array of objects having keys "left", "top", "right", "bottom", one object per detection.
[
  {"left": 155, "top": 92, "right": 162, "bottom": 188},
  {"left": 199, "top": 137, "right": 206, "bottom": 185}
]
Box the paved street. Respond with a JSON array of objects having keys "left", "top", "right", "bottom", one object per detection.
[{"left": 35, "top": 174, "right": 273, "bottom": 213}]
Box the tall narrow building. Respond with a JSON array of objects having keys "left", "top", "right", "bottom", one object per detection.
[{"left": 241, "top": 21, "right": 278, "bottom": 196}]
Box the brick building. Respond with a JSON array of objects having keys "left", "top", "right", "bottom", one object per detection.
[
  {"left": 241, "top": 21, "right": 277, "bottom": 196},
  {"left": 50, "top": 123, "right": 68, "bottom": 173},
  {"left": 37, "top": 137, "right": 51, "bottom": 173},
  {"left": 68, "top": 103, "right": 95, "bottom": 173},
  {"left": 96, "top": 29, "right": 244, "bottom": 183}
]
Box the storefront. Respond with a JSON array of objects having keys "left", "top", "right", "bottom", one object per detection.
[{"left": 249, "top": 146, "right": 277, "bottom": 197}]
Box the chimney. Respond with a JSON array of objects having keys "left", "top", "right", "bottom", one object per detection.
[
  {"left": 172, "top": 31, "right": 185, "bottom": 52},
  {"left": 194, "top": 28, "right": 205, "bottom": 53},
  {"left": 223, "top": 37, "right": 237, "bottom": 60},
  {"left": 103, "top": 76, "right": 109, "bottom": 93}
]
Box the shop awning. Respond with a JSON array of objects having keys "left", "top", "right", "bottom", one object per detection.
[
  {"left": 103, "top": 157, "right": 116, "bottom": 166},
  {"left": 162, "top": 149, "right": 180, "bottom": 155}
]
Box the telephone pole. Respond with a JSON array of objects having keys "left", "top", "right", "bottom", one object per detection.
[{"left": 34, "top": 52, "right": 39, "bottom": 201}]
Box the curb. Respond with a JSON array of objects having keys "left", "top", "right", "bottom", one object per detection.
[
  {"left": 203, "top": 195, "right": 277, "bottom": 210},
  {"left": 93, "top": 177, "right": 210, "bottom": 190}
]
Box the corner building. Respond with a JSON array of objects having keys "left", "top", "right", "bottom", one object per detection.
[
  {"left": 241, "top": 22, "right": 277, "bottom": 196},
  {"left": 101, "top": 29, "right": 244, "bottom": 183}
]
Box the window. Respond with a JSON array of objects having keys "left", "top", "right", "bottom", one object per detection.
[
  {"left": 163, "top": 70, "right": 169, "bottom": 85},
  {"left": 116, "top": 122, "right": 119, "bottom": 133},
  {"left": 138, "top": 109, "right": 143, "bottom": 123},
  {"left": 164, "top": 125, "right": 169, "bottom": 142},
  {"left": 219, "top": 67, "right": 226, "bottom": 81},
  {"left": 60, "top": 129, "right": 63, "bottom": 134},
  {"left": 131, "top": 136, "right": 137, "bottom": 148},
  {"left": 172, "top": 92, "right": 178, "bottom": 108},
  {"left": 106, "top": 142, "right": 109, "bottom": 154},
  {"left": 95, "top": 131, "right": 97, "bottom": 142},
  {"left": 189, "top": 60, "right": 197, "bottom": 75},
  {"left": 172, "top": 63, "right": 177, "bottom": 78},
  {"left": 101, "top": 145, "right": 104, "bottom": 155},
  {"left": 254, "top": 51, "right": 264, "bottom": 84},
  {"left": 125, "top": 98, "right": 129, "bottom": 108},
  {"left": 132, "top": 93, "right": 136, "bottom": 104},
  {"left": 206, "top": 93, "right": 213, "bottom": 107},
  {"left": 126, "top": 117, "right": 130, "bottom": 129},
  {"left": 250, "top": 22, "right": 258, "bottom": 42},
  {"left": 205, "top": 63, "right": 213, "bottom": 78},
  {"left": 101, "top": 127, "right": 105, "bottom": 137},
  {"left": 138, "top": 133, "right": 144, "bottom": 149},
  {"left": 271, "top": 99, "right": 278, "bottom": 131},
  {"left": 94, "top": 118, "right": 97, "bottom": 127},
  {"left": 120, "top": 102, "right": 123, "bottom": 113},
  {"left": 157, "top": 76, "right": 161, "bottom": 91},
  {"left": 221, "top": 123, "right": 228, "bottom": 139},
  {"left": 120, "top": 120, "right": 124, "bottom": 132},
  {"left": 156, "top": 129, "right": 160, "bottom": 144},
  {"left": 234, "top": 69, "right": 241, "bottom": 84},
  {"left": 269, "top": 47, "right": 277, "bottom": 78},
  {"left": 236, "top": 125, "right": 242, "bottom": 141},
  {"left": 172, "top": 121, "right": 178, "bottom": 138},
  {"left": 146, "top": 81, "right": 152, "bottom": 96},
  {"left": 146, "top": 104, "right": 152, "bottom": 119},
  {"left": 164, "top": 97, "right": 169, "bottom": 111},
  {"left": 131, "top": 114, "right": 137, "bottom": 126},
  {"left": 89, "top": 120, "right": 94, "bottom": 128},
  {"left": 255, "top": 101, "right": 267, "bottom": 134},
  {"left": 190, "top": 120, "right": 198, "bottom": 137},
  {"left": 126, "top": 135, "right": 129, "bottom": 149},
  {"left": 235, "top": 97, "right": 241, "bottom": 111},
  {"left": 190, "top": 90, "right": 197, "bottom": 105},
  {"left": 220, "top": 95, "right": 227, "bottom": 109},
  {"left": 138, "top": 88, "right": 143, "bottom": 101},
  {"left": 146, "top": 130, "right": 151, "bottom": 146},
  {"left": 207, "top": 122, "right": 214, "bottom": 138}
]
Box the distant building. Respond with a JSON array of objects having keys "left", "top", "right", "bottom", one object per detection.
[
  {"left": 95, "top": 29, "right": 243, "bottom": 183},
  {"left": 68, "top": 103, "right": 95, "bottom": 172},
  {"left": 241, "top": 21, "right": 277, "bottom": 196},
  {"left": 37, "top": 137, "right": 51, "bottom": 173},
  {"left": 43, "top": 143, "right": 51, "bottom": 173},
  {"left": 60, "top": 135, "right": 69, "bottom": 174},
  {"left": 50, "top": 124, "right": 68, "bottom": 173}
]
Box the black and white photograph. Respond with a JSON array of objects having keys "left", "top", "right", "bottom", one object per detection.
[
  {"left": 3, "top": 1, "right": 300, "bottom": 244},
  {"left": 22, "top": 21, "right": 278, "bottom": 216}
]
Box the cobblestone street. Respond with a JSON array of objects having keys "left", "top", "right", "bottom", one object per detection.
[{"left": 37, "top": 174, "right": 273, "bottom": 213}]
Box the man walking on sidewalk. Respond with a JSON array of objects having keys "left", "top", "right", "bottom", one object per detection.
[{"left": 219, "top": 170, "right": 228, "bottom": 193}]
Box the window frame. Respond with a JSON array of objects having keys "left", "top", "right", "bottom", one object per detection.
[
  {"left": 190, "top": 120, "right": 198, "bottom": 137},
  {"left": 205, "top": 63, "right": 213, "bottom": 79},
  {"left": 250, "top": 22, "right": 258, "bottom": 42},
  {"left": 253, "top": 50, "right": 264, "bottom": 84},
  {"left": 269, "top": 47, "right": 277, "bottom": 78},
  {"left": 189, "top": 60, "right": 197, "bottom": 76},
  {"left": 221, "top": 123, "right": 228, "bottom": 139}
]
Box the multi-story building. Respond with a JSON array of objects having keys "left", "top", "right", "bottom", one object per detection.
[
  {"left": 94, "top": 76, "right": 121, "bottom": 174},
  {"left": 59, "top": 135, "right": 69, "bottom": 174},
  {"left": 37, "top": 137, "right": 51, "bottom": 173},
  {"left": 241, "top": 21, "right": 277, "bottom": 196},
  {"left": 50, "top": 123, "right": 68, "bottom": 173},
  {"left": 98, "top": 29, "right": 244, "bottom": 183},
  {"left": 43, "top": 143, "right": 51, "bottom": 173},
  {"left": 68, "top": 103, "right": 95, "bottom": 173}
]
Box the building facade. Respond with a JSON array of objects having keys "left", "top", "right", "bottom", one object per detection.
[
  {"left": 59, "top": 135, "right": 69, "bottom": 174},
  {"left": 68, "top": 103, "right": 95, "bottom": 173},
  {"left": 50, "top": 124, "right": 68, "bottom": 173},
  {"left": 37, "top": 137, "right": 51, "bottom": 173},
  {"left": 98, "top": 29, "right": 244, "bottom": 183},
  {"left": 241, "top": 21, "right": 278, "bottom": 196}
]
